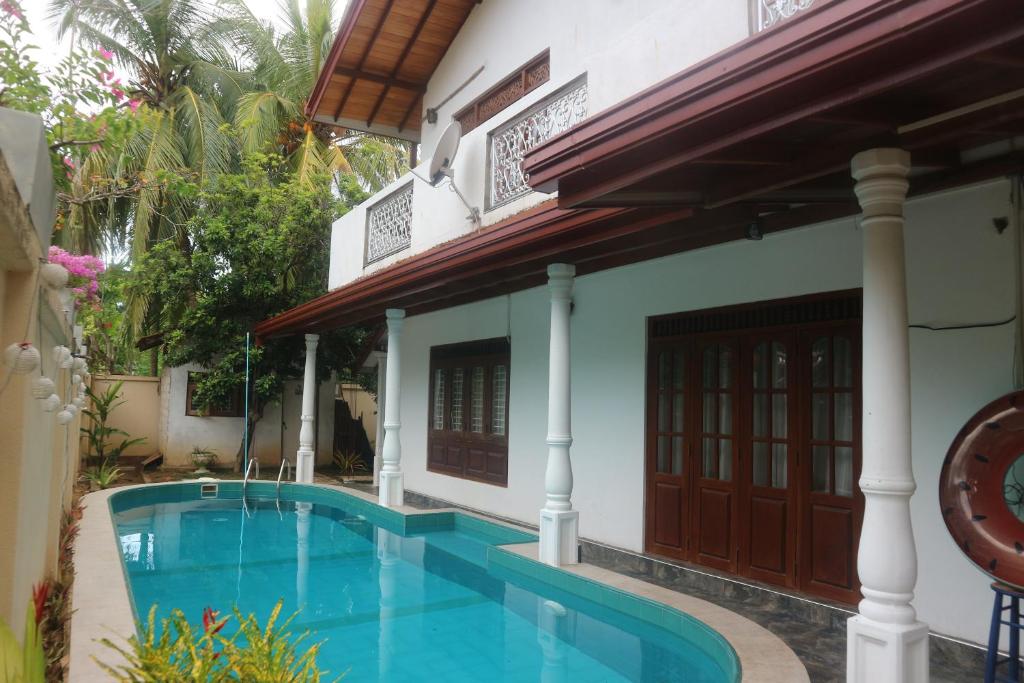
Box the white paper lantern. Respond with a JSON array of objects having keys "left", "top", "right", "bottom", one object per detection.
[
  {"left": 59, "top": 351, "right": 73, "bottom": 369},
  {"left": 64, "top": 403, "right": 78, "bottom": 417},
  {"left": 52, "top": 345, "right": 66, "bottom": 363},
  {"left": 56, "top": 409, "right": 73, "bottom": 425},
  {"left": 31, "top": 376, "right": 55, "bottom": 399},
  {"left": 72, "top": 396, "right": 85, "bottom": 409},
  {"left": 72, "top": 357, "right": 86, "bottom": 372},
  {"left": 4, "top": 343, "right": 40, "bottom": 374},
  {"left": 43, "top": 394, "right": 61, "bottom": 412},
  {"left": 71, "top": 373, "right": 82, "bottom": 386},
  {"left": 40, "top": 262, "right": 69, "bottom": 289}
]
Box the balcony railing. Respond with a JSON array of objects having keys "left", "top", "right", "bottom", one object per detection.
[
  {"left": 754, "top": 0, "right": 814, "bottom": 32},
  {"left": 487, "top": 76, "right": 588, "bottom": 210},
  {"left": 365, "top": 182, "right": 413, "bottom": 265}
]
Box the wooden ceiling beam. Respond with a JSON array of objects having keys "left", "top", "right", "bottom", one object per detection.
[
  {"left": 333, "top": 67, "right": 426, "bottom": 93},
  {"left": 365, "top": 0, "right": 439, "bottom": 128},
  {"left": 332, "top": 0, "right": 396, "bottom": 121}
]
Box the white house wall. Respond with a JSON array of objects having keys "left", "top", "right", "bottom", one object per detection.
[
  {"left": 394, "top": 179, "right": 1016, "bottom": 647},
  {"left": 159, "top": 364, "right": 335, "bottom": 469},
  {"left": 328, "top": 0, "right": 751, "bottom": 290}
]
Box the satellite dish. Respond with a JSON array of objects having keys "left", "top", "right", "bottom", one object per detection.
[{"left": 428, "top": 121, "right": 462, "bottom": 186}]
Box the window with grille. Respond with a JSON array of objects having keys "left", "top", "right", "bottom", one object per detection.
[{"left": 427, "top": 338, "right": 510, "bottom": 486}]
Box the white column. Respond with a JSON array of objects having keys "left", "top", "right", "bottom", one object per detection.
[
  {"left": 379, "top": 309, "right": 405, "bottom": 507},
  {"left": 847, "top": 148, "right": 929, "bottom": 683},
  {"left": 539, "top": 263, "right": 578, "bottom": 566},
  {"left": 373, "top": 350, "right": 387, "bottom": 487},
  {"left": 296, "top": 333, "right": 319, "bottom": 483}
]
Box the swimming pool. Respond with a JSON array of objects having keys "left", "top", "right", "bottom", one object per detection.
[{"left": 110, "top": 482, "right": 739, "bottom": 682}]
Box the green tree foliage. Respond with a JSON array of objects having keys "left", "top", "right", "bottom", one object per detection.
[
  {"left": 217, "top": 0, "right": 410, "bottom": 192},
  {"left": 131, "top": 155, "right": 367, "bottom": 468}
]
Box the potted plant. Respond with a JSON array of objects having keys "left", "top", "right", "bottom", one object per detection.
[
  {"left": 332, "top": 449, "right": 368, "bottom": 483},
  {"left": 190, "top": 448, "right": 217, "bottom": 474}
]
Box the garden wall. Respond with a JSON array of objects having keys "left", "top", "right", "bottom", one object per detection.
[{"left": 85, "top": 374, "right": 160, "bottom": 459}]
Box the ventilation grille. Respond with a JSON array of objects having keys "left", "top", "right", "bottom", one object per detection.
[{"left": 650, "top": 292, "right": 861, "bottom": 339}]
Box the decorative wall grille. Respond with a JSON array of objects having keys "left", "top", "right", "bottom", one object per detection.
[
  {"left": 755, "top": 0, "right": 814, "bottom": 32},
  {"left": 365, "top": 182, "right": 413, "bottom": 265},
  {"left": 487, "top": 76, "right": 588, "bottom": 210},
  {"left": 455, "top": 52, "right": 550, "bottom": 135}
]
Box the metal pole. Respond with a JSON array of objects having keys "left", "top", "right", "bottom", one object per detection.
[{"left": 244, "top": 332, "right": 251, "bottom": 475}]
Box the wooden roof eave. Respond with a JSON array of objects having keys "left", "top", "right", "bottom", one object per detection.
[{"left": 521, "top": 0, "right": 1024, "bottom": 208}]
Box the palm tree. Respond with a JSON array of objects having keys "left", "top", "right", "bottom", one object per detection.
[
  {"left": 49, "top": 0, "right": 241, "bottom": 261},
  {"left": 218, "top": 0, "right": 409, "bottom": 192}
]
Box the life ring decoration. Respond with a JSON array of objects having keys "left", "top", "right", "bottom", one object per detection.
[{"left": 940, "top": 390, "right": 1024, "bottom": 589}]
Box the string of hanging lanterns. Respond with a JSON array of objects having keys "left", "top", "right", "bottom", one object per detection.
[{"left": 0, "top": 257, "right": 92, "bottom": 428}]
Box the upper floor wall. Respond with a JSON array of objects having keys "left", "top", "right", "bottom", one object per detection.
[{"left": 329, "top": 0, "right": 814, "bottom": 290}]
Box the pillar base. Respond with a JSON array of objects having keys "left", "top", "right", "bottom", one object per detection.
[
  {"left": 379, "top": 470, "right": 404, "bottom": 507},
  {"left": 295, "top": 449, "right": 314, "bottom": 483},
  {"left": 847, "top": 615, "right": 929, "bottom": 683},
  {"left": 539, "top": 508, "right": 579, "bottom": 566}
]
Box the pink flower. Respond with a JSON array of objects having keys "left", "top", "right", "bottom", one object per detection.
[
  {"left": 99, "top": 47, "right": 113, "bottom": 61},
  {"left": 90, "top": 144, "right": 101, "bottom": 153},
  {"left": 1, "top": 1, "right": 24, "bottom": 20},
  {"left": 62, "top": 157, "right": 75, "bottom": 169},
  {"left": 128, "top": 99, "right": 141, "bottom": 113},
  {"left": 110, "top": 87, "right": 125, "bottom": 101},
  {"left": 100, "top": 70, "right": 115, "bottom": 83}
]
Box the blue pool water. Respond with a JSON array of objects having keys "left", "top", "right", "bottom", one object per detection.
[{"left": 110, "top": 483, "right": 738, "bottom": 682}]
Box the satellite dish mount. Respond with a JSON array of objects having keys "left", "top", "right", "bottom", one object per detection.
[{"left": 410, "top": 121, "right": 480, "bottom": 226}]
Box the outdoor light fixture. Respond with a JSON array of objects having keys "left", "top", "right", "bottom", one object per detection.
[
  {"left": 746, "top": 219, "right": 764, "bottom": 241},
  {"left": 43, "top": 394, "right": 61, "bottom": 412},
  {"left": 40, "top": 262, "right": 69, "bottom": 289},
  {"left": 56, "top": 409, "right": 73, "bottom": 425},
  {"left": 31, "top": 377, "right": 55, "bottom": 399},
  {"left": 3, "top": 342, "right": 40, "bottom": 374}
]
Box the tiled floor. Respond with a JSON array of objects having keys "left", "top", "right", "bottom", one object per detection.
[{"left": 337, "top": 481, "right": 991, "bottom": 683}]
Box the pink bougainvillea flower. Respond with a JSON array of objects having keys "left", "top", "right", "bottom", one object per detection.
[
  {"left": 90, "top": 144, "right": 101, "bottom": 153},
  {"left": 128, "top": 99, "right": 141, "bottom": 113},
  {"left": 62, "top": 157, "right": 75, "bottom": 169},
  {"left": 111, "top": 87, "right": 125, "bottom": 101},
  {"left": 100, "top": 70, "right": 114, "bottom": 83},
  {"left": 99, "top": 47, "right": 113, "bottom": 61},
  {"left": 1, "top": 1, "right": 24, "bottom": 20}
]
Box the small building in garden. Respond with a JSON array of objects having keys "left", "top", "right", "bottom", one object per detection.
[{"left": 257, "top": 0, "right": 1024, "bottom": 679}]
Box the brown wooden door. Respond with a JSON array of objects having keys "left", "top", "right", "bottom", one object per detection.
[
  {"left": 798, "top": 326, "right": 862, "bottom": 603},
  {"left": 692, "top": 338, "right": 739, "bottom": 573},
  {"left": 738, "top": 334, "right": 798, "bottom": 588},
  {"left": 644, "top": 343, "right": 690, "bottom": 560},
  {"left": 643, "top": 292, "right": 864, "bottom": 604}
]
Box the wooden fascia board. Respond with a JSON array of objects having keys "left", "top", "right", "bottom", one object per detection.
[{"left": 306, "top": 0, "right": 369, "bottom": 120}]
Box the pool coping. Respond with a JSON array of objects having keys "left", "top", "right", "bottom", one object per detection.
[{"left": 70, "top": 480, "right": 807, "bottom": 682}]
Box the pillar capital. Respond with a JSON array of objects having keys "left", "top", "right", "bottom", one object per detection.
[
  {"left": 547, "top": 263, "right": 575, "bottom": 302},
  {"left": 304, "top": 333, "right": 320, "bottom": 344},
  {"left": 851, "top": 148, "right": 911, "bottom": 219}
]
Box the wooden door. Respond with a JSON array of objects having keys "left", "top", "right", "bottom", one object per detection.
[
  {"left": 798, "top": 326, "right": 862, "bottom": 602},
  {"left": 644, "top": 343, "right": 690, "bottom": 559},
  {"left": 692, "top": 338, "right": 739, "bottom": 573},
  {"left": 738, "top": 334, "right": 797, "bottom": 587}
]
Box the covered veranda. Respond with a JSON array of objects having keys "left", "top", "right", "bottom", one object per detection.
[{"left": 258, "top": 1, "right": 1024, "bottom": 679}]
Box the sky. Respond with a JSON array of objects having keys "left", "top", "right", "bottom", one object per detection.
[{"left": 22, "top": 0, "right": 300, "bottom": 69}]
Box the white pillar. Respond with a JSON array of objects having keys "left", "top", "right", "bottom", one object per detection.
[
  {"left": 539, "top": 263, "right": 578, "bottom": 566},
  {"left": 296, "top": 333, "right": 319, "bottom": 483},
  {"left": 847, "top": 148, "right": 929, "bottom": 683},
  {"left": 379, "top": 310, "right": 405, "bottom": 507},
  {"left": 373, "top": 350, "right": 387, "bottom": 487}
]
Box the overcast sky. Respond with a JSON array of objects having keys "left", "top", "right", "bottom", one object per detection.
[{"left": 22, "top": 0, "right": 314, "bottom": 69}]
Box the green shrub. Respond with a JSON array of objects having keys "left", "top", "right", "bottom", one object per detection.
[{"left": 99, "top": 600, "right": 342, "bottom": 682}]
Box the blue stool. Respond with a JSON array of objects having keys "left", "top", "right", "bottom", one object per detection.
[{"left": 987, "top": 583, "right": 1024, "bottom": 683}]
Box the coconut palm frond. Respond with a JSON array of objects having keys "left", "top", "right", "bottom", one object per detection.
[
  {"left": 234, "top": 91, "right": 296, "bottom": 156},
  {"left": 170, "top": 85, "right": 233, "bottom": 179}
]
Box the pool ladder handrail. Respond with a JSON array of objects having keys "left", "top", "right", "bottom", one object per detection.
[
  {"left": 275, "top": 457, "right": 291, "bottom": 518},
  {"left": 242, "top": 458, "right": 259, "bottom": 518}
]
